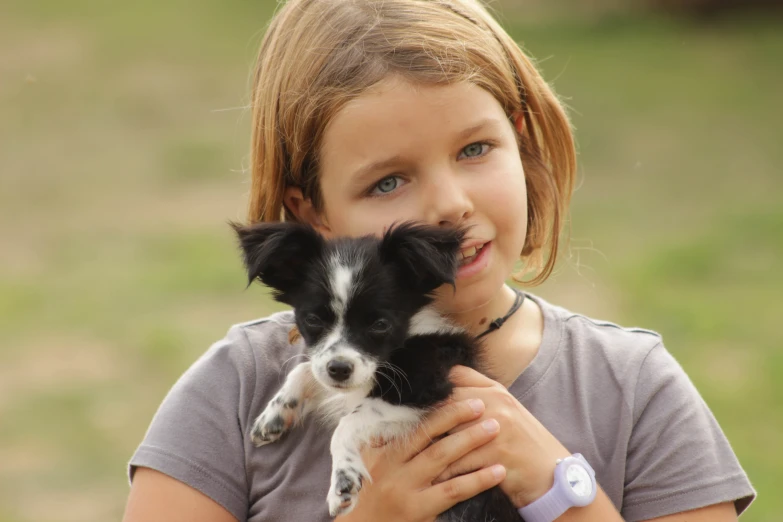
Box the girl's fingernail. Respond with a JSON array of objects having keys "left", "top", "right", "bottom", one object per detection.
[
  {"left": 469, "top": 399, "right": 484, "bottom": 413},
  {"left": 492, "top": 464, "right": 505, "bottom": 479},
  {"left": 482, "top": 419, "right": 499, "bottom": 433}
]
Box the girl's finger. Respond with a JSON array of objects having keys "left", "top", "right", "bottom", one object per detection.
[
  {"left": 402, "top": 399, "right": 486, "bottom": 460},
  {"left": 410, "top": 418, "right": 500, "bottom": 482},
  {"left": 431, "top": 445, "right": 493, "bottom": 484},
  {"left": 441, "top": 389, "right": 489, "bottom": 434},
  {"left": 422, "top": 464, "right": 507, "bottom": 514},
  {"left": 449, "top": 365, "right": 499, "bottom": 387}
]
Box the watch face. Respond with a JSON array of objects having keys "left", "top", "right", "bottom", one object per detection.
[{"left": 566, "top": 464, "right": 593, "bottom": 498}]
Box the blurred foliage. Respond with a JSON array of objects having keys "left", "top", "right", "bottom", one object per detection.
[
  {"left": 499, "top": 0, "right": 783, "bottom": 20},
  {"left": 648, "top": 0, "right": 783, "bottom": 16},
  {"left": 0, "top": 1, "right": 780, "bottom": 521}
]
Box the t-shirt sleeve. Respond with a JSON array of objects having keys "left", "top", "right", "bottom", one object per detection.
[
  {"left": 128, "top": 324, "right": 258, "bottom": 522},
  {"left": 622, "top": 342, "right": 756, "bottom": 521}
]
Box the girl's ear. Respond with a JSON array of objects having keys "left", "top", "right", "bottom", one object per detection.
[
  {"left": 512, "top": 111, "right": 526, "bottom": 135},
  {"left": 283, "top": 186, "right": 332, "bottom": 237}
]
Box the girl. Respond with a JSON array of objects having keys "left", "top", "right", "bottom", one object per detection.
[{"left": 123, "top": 1, "right": 755, "bottom": 521}]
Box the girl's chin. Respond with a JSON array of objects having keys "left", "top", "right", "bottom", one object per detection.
[{"left": 433, "top": 283, "right": 503, "bottom": 316}]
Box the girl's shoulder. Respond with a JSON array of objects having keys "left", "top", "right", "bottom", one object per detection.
[
  {"left": 207, "top": 308, "right": 305, "bottom": 397},
  {"left": 205, "top": 308, "right": 300, "bottom": 372},
  {"left": 177, "top": 309, "right": 300, "bottom": 389},
  {"left": 518, "top": 292, "right": 685, "bottom": 413},
  {"left": 526, "top": 291, "right": 664, "bottom": 375},
  {"left": 230, "top": 308, "right": 300, "bottom": 359},
  {"left": 531, "top": 291, "right": 662, "bottom": 348}
]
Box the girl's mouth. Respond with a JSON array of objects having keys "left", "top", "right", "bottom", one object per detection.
[
  {"left": 459, "top": 242, "right": 487, "bottom": 266},
  {"left": 456, "top": 241, "right": 492, "bottom": 279}
]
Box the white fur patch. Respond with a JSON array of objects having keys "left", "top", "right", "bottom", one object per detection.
[
  {"left": 327, "top": 398, "right": 425, "bottom": 515},
  {"left": 319, "top": 322, "right": 344, "bottom": 353},
  {"left": 341, "top": 398, "right": 424, "bottom": 447},
  {"left": 310, "top": 342, "right": 378, "bottom": 392},
  {"left": 329, "top": 261, "right": 353, "bottom": 315},
  {"left": 408, "top": 306, "right": 464, "bottom": 336},
  {"left": 317, "top": 384, "right": 373, "bottom": 426}
]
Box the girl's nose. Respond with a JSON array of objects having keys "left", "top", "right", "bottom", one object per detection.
[{"left": 424, "top": 170, "right": 474, "bottom": 227}]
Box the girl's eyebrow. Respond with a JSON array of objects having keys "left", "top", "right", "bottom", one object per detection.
[
  {"left": 352, "top": 155, "right": 405, "bottom": 183},
  {"left": 350, "top": 118, "right": 505, "bottom": 181},
  {"left": 454, "top": 117, "right": 504, "bottom": 142}
]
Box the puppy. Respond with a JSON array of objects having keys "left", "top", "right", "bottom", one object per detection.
[{"left": 231, "top": 221, "right": 523, "bottom": 521}]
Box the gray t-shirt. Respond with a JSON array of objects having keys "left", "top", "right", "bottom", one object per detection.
[{"left": 128, "top": 293, "right": 755, "bottom": 521}]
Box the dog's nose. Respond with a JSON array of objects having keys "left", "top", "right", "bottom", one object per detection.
[{"left": 327, "top": 359, "right": 354, "bottom": 382}]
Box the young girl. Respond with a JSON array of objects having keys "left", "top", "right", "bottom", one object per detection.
[{"left": 123, "top": 1, "right": 755, "bottom": 521}]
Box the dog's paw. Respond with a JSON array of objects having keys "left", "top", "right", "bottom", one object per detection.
[
  {"left": 250, "top": 397, "right": 299, "bottom": 446},
  {"left": 327, "top": 467, "right": 364, "bottom": 516}
]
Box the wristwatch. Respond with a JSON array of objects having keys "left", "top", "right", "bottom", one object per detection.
[{"left": 517, "top": 453, "right": 597, "bottom": 522}]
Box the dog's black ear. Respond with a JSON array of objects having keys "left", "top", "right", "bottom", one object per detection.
[
  {"left": 229, "top": 221, "right": 324, "bottom": 303},
  {"left": 379, "top": 222, "right": 466, "bottom": 294}
]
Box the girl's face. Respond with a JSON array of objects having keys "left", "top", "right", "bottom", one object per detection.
[{"left": 289, "top": 76, "right": 528, "bottom": 315}]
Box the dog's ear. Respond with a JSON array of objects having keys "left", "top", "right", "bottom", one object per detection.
[
  {"left": 229, "top": 221, "right": 324, "bottom": 303},
  {"left": 379, "top": 222, "right": 466, "bottom": 294}
]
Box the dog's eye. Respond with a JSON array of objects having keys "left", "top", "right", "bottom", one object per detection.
[
  {"left": 370, "top": 318, "right": 391, "bottom": 335},
  {"left": 304, "top": 314, "right": 323, "bottom": 329}
]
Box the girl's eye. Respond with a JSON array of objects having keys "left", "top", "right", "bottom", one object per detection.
[
  {"left": 458, "top": 142, "right": 491, "bottom": 160},
  {"left": 369, "top": 175, "right": 404, "bottom": 196}
]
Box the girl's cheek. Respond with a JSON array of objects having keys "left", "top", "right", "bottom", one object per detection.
[
  {"left": 359, "top": 196, "right": 423, "bottom": 227},
  {"left": 333, "top": 207, "right": 400, "bottom": 238}
]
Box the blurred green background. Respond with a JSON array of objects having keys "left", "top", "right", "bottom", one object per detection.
[{"left": 0, "top": 1, "right": 780, "bottom": 520}]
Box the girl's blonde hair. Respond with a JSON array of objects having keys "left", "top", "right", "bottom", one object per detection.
[{"left": 247, "top": 0, "right": 576, "bottom": 285}]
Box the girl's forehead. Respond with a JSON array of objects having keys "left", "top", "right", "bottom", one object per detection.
[
  {"left": 321, "top": 77, "right": 508, "bottom": 156},
  {"left": 337, "top": 76, "right": 497, "bottom": 118}
]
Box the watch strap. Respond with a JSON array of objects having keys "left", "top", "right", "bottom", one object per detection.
[{"left": 517, "top": 483, "right": 570, "bottom": 522}]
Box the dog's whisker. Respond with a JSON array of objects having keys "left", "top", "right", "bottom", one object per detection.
[
  {"left": 377, "top": 364, "right": 404, "bottom": 391},
  {"left": 280, "top": 353, "right": 311, "bottom": 380},
  {"left": 377, "top": 361, "right": 412, "bottom": 392},
  {"left": 374, "top": 370, "right": 404, "bottom": 406},
  {"left": 378, "top": 362, "right": 411, "bottom": 387}
]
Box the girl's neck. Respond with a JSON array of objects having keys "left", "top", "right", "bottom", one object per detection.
[
  {"left": 447, "top": 285, "right": 544, "bottom": 388},
  {"left": 446, "top": 285, "right": 520, "bottom": 338}
]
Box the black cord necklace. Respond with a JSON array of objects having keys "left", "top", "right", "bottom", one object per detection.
[{"left": 476, "top": 288, "right": 525, "bottom": 339}]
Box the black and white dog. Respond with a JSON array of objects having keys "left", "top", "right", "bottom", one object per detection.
[{"left": 231, "top": 221, "right": 522, "bottom": 521}]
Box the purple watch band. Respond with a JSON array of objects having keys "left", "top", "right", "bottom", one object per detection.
[{"left": 517, "top": 454, "right": 597, "bottom": 522}]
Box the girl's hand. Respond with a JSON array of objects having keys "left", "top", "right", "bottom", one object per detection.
[
  {"left": 335, "top": 398, "right": 507, "bottom": 522},
  {"left": 434, "top": 365, "right": 572, "bottom": 508}
]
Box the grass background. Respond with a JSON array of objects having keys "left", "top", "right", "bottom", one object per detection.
[{"left": 0, "top": 1, "right": 780, "bottom": 520}]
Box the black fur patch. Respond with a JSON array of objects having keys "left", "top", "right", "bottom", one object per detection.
[
  {"left": 369, "top": 332, "right": 484, "bottom": 407},
  {"left": 266, "top": 415, "right": 285, "bottom": 435},
  {"left": 335, "top": 470, "right": 357, "bottom": 495}
]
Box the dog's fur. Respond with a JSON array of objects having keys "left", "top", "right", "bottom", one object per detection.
[{"left": 231, "top": 221, "right": 523, "bottom": 521}]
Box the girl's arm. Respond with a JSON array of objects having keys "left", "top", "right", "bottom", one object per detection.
[
  {"left": 554, "top": 488, "right": 737, "bottom": 521},
  {"left": 642, "top": 501, "right": 737, "bottom": 522},
  {"left": 123, "top": 467, "right": 239, "bottom": 522}
]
